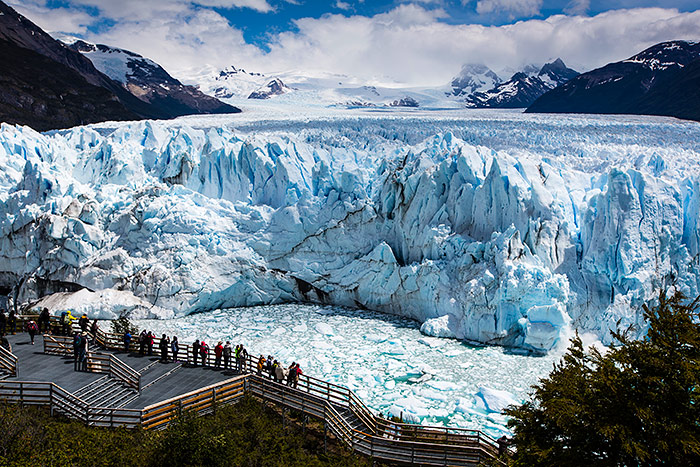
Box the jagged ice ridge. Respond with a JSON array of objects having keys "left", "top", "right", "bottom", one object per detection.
[{"left": 2, "top": 111, "right": 700, "bottom": 353}]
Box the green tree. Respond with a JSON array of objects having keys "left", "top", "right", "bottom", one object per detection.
[{"left": 505, "top": 290, "right": 700, "bottom": 466}]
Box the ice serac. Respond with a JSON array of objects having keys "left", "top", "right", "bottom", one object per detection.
[{"left": 1, "top": 113, "right": 699, "bottom": 353}]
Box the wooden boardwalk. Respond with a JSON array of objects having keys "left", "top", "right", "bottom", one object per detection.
[{"left": 1, "top": 323, "right": 502, "bottom": 466}]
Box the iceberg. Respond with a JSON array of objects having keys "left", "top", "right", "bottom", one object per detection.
[{"left": 1, "top": 110, "right": 699, "bottom": 352}]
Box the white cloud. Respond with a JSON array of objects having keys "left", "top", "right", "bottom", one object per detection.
[
  {"left": 335, "top": 1, "right": 351, "bottom": 10},
  {"left": 8, "top": 1, "right": 700, "bottom": 88},
  {"left": 7, "top": 0, "right": 94, "bottom": 34},
  {"left": 475, "top": 0, "right": 543, "bottom": 18}
]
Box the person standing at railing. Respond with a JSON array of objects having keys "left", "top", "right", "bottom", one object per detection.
[
  {"left": 292, "top": 363, "right": 302, "bottom": 389},
  {"left": 256, "top": 355, "right": 266, "bottom": 375},
  {"left": 266, "top": 355, "right": 274, "bottom": 379},
  {"left": 26, "top": 319, "right": 38, "bottom": 345},
  {"left": 78, "top": 314, "right": 89, "bottom": 333},
  {"left": 159, "top": 334, "right": 170, "bottom": 363},
  {"left": 239, "top": 345, "right": 249, "bottom": 373},
  {"left": 123, "top": 330, "right": 132, "bottom": 353},
  {"left": 139, "top": 330, "right": 147, "bottom": 355},
  {"left": 73, "top": 332, "right": 82, "bottom": 371},
  {"left": 38, "top": 307, "right": 50, "bottom": 333},
  {"left": 147, "top": 331, "right": 154, "bottom": 356},
  {"left": 90, "top": 320, "right": 99, "bottom": 344},
  {"left": 223, "top": 341, "right": 231, "bottom": 369},
  {"left": 171, "top": 336, "right": 179, "bottom": 362},
  {"left": 214, "top": 341, "right": 223, "bottom": 368},
  {"left": 79, "top": 332, "right": 89, "bottom": 371},
  {"left": 199, "top": 340, "right": 210, "bottom": 366},
  {"left": 286, "top": 362, "right": 296, "bottom": 386},
  {"left": 192, "top": 339, "right": 201, "bottom": 366}
]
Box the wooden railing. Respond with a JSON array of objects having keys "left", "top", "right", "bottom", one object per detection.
[
  {"left": 0, "top": 343, "right": 18, "bottom": 377},
  {"left": 43, "top": 335, "right": 140, "bottom": 391},
  {"left": 6, "top": 323, "right": 500, "bottom": 464},
  {"left": 141, "top": 375, "right": 247, "bottom": 431},
  {"left": 0, "top": 380, "right": 142, "bottom": 428}
]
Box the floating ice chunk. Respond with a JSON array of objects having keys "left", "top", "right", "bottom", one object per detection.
[
  {"left": 420, "top": 315, "right": 457, "bottom": 338},
  {"left": 418, "top": 337, "right": 446, "bottom": 348},
  {"left": 315, "top": 322, "right": 335, "bottom": 335},
  {"left": 384, "top": 380, "right": 396, "bottom": 390},
  {"left": 426, "top": 381, "right": 460, "bottom": 391},
  {"left": 272, "top": 327, "right": 286, "bottom": 336},
  {"left": 292, "top": 323, "right": 308, "bottom": 332},
  {"left": 475, "top": 387, "right": 519, "bottom": 414}
]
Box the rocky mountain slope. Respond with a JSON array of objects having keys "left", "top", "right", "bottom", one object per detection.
[
  {"left": 0, "top": 1, "right": 238, "bottom": 131},
  {"left": 66, "top": 39, "right": 238, "bottom": 117},
  {"left": 465, "top": 59, "right": 578, "bottom": 108},
  {"left": 527, "top": 41, "right": 700, "bottom": 121}
]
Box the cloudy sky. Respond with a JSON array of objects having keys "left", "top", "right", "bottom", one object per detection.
[{"left": 9, "top": 0, "right": 700, "bottom": 86}]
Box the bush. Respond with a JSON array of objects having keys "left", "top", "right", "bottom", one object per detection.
[{"left": 505, "top": 290, "right": 700, "bottom": 466}]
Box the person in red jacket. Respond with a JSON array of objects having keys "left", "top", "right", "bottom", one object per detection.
[
  {"left": 214, "top": 341, "right": 223, "bottom": 368},
  {"left": 199, "top": 341, "right": 209, "bottom": 366}
]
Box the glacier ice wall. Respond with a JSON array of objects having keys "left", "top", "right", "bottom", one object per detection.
[{"left": 1, "top": 111, "right": 700, "bottom": 352}]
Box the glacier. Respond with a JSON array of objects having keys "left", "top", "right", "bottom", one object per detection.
[{"left": 2, "top": 107, "right": 700, "bottom": 353}]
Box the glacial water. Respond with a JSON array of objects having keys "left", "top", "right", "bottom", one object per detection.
[{"left": 135, "top": 303, "right": 560, "bottom": 438}]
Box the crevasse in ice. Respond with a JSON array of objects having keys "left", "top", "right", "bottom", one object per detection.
[{"left": 2, "top": 110, "right": 700, "bottom": 353}]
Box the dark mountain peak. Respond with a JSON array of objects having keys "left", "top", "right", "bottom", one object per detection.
[
  {"left": 510, "top": 71, "right": 529, "bottom": 81},
  {"left": 527, "top": 39, "right": 700, "bottom": 122},
  {"left": 449, "top": 63, "right": 501, "bottom": 97},
  {"left": 0, "top": 0, "right": 239, "bottom": 131},
  {"left": 538, "top": 58, "right": 578, "bottom": 85}
]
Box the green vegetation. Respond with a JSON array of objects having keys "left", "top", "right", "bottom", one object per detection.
[
  {"left": 110, "top": 315, "right": 139, "bottom": 337},
  {"left": 0, "top": 395, "right": 371, "bottom": 467},
  {"left": 505, "top": 290, "right": 700, "bottom": 466}
]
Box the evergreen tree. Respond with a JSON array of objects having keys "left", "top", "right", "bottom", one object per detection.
[{"left": 505, "top": 290, "right": 700, "bottom": 466}]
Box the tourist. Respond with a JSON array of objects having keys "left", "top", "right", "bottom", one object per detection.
[
  {"left": 78, "top": 314, "right": 89, "bottom": 333},
  {"left": 223, "top": 341, "right": 231, "bottom": 369},
  {"left": 200, "top": 340, "right": 209, "bottom": 366},
  {"left": 0, "top": 308, "right": 6, "bottom": 336},
  {"left": 214, "top": 341, "right": 223, "bottom": 368},
  {"left": 192, "top": 339, "right": 201, "bottom": 366},
  {"left": 73, "top": 332, "right": 82, "bottom": 371},
  {"left": 286, "top": 362, "right": 296, "bottom": 386},
  {"left": 239, "top": 345, "right": 249, "bottom": 373},
  {"left": 138, "top": 330, "right": 147, "bottom": 355},
  {"left": 171, "top": 336, "right": 179, "bottom": 362},
  {"left": 292, "top": 363, "right": 302, "bottom": 388},
  {"left": 8, "top": 309, "right": 16, "bottom": 334},
  {"left": 90, "top": 319, "right": 99, "bottom": 343},
  {"left": 266, "top": 355, "right": 274, "bottom": 379},
  {"left": 159, "top": 334, "right": 170, "bottom": 363},
  {"left": 79, "top": 332, "right": 89, "bottom": 371},
  {"left": 123, "top": 330, "right": 132, "bottom": 352},
  {"left": 147, "top": 331, "right": 154, "bottom": 356},
  {"left": 272, "top": 360, "right": 280, "bottom": 383},
  {"left": 26, "top": 319, "right": 38, "bottom": 345},
  {"left": 256, "top": 355, "right": 266, "bottom": 375},
  {"left": 275, "top": 361, "right": 285, "bottom": 384},
  {"left": 38, "top": 307, "right": 50, "bottom": 332}
]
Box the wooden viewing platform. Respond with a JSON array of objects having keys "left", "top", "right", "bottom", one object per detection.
[{"left": 0, "top": 317, "right": 501, "bottom": 466}]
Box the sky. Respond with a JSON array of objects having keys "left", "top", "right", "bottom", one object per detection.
[{"left": 9, "top": 0, "right": 700, "bottom": 86}]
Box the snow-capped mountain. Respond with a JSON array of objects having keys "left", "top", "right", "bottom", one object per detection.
[
  {"left": 64, "top": 38, "right": 238, "bottom": 118},
  {"left": 248, "top": 78, "right": 292, "bottom": 99},
  {"left": 205, "top": 65, "right": 268, "bottom": 99},
  {"left": 528, "top": 41, "right": 700, "bottom": 122},
  {"left": 465, "top": 59, "right": 578, "bottom": 108},
  {"left": 449, "top": 64, "right": 502, "bottom": 97}
]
